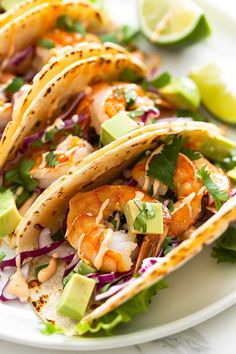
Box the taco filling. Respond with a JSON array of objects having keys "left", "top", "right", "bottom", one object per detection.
[{"left": 1, "top": 130, "right": 234, "bottom": 334}]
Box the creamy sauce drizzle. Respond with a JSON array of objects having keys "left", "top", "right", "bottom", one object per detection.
[
  {"left": 143, "top": 145, "right": 164, "bottom": 191},
  {"left": 37, "top": 256, "right": 58, "bottom": 283},
  {"left": 96, "top": 199, "right": 110, "bottom": 225},
  {"left": 135, "top": 191, "right": 144, "bottom": 200},
  {"left": 94, "top": 228, "right": 113, "bottom": 269},
  {"left": 6, "top": 255, "right": 29, "bottom": 299}
]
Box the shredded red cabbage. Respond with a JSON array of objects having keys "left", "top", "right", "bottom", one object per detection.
[
  {"left": 8, "top": 46, "right": 34, "bottom": 66},
  {"left": 56, "top": 92, "right": 85, "bottom": 121},
  {"left": 140, "top": 107, "right": 159, "bottom": 123}
]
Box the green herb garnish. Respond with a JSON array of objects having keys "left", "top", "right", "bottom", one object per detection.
[
  {"left": 181, "top": 147, "right": 201, "bottom": 161},
  {"left": 148, "top": 136, "right": 183, "bottom": 189},
  {"left": 41, "top": 322, "right": 63, "bottom": 336},
  {"left": 37, "top": 38, "right": 55, "bottom": 49},
  {"left": 134, "top": 200, "right": 155, "bottom": 233},
  {"left": 162, "top": 236, "right": 173, "bottom": 255},
  {"left": 5, "top": 77, "right": 24, "bottom": 94},
  {"left": 212, "top": 227, "right": 236, "bottom": 263},
  {"left": 0, "top": 250, "right": 6, "bottom": 262},
  {"left": 101, "top": 25, "right": 138, "bottom": 45},
  {"left": 56, "top": 15, "right": 86, "bottom": 36},
  {"left": 197, "top": 165, "right": 229, "bottom": 210},
  {"left": 45, "top": 152, "right": 59, "bottom": 167},
  {"left": 142, "top": 72, "right": 171, "bottom": 91},
  {"left": 5, "top": 159, "right": 38, "bottom": 192},
  {"left": 124, "top": 89, "right": 137, "bottom": 107}
]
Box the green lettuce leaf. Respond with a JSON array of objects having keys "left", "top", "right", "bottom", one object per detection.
[{"left": 76, "top": 280, "right": 167, "bottom": 335}]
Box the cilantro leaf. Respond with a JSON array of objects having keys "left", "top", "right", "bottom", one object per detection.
[
  {"left": 181, "top": 147, "right": 201, "bottom": 161},
  {"left": 101, "top": 25, "right": 139, "bottom": 45},
  {"left": 37, "top": 38, "right": 55, "bottom": 49},
  {"left": 6, "top": 77, "right": 24, "bottom": 94},
  {"left": 167, "top": 199, "right": 174, "bottom": 212},
  {"left": 41, "top": 322, "right": 63, "bottom": 336},
  {"left": 56, "top": 15, "right": 86, "bottom": 36},
  {"left": 162, "top": 236, "right": 173, "bottom": 255},
  {"left": 197, "top": 165, "right": 229, "bottom": 210},
  {"left": 5, "top": 158, "right": 38, "bottom": 192},
  {"left": 147, "top": 136, "right": 183, "bottom": 189},
  {"left": 0, "top": 250, "right": 6, "bottom": 262},
  {"left": 76, "top": 280, "right": 167, "bottom": 335},
  {"left": 176, "top": 109, "right": 206, "bottom": 122},
  {"left": 16, "top": 189, "right": 30, "bottom": 207},
  {"left": 218, "top": 152, "right": 236, "bottom": 172},
  {"left": 45, "top": 152, "right": 59, "bottom": 167},
  {"left": 124, "top": 89, "right": 137, "bottom": 107},
  {"left": 134, "top": 201, "right": 155, "bottom": 233},
  {"left": 211, "top": 227, "right": 236, "bottom": 263},
  {"left": 44, "top": 127, "right": 58, "bottom": 142}
]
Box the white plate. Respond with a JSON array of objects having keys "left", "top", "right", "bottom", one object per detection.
[{"left": 1, "top": 0, "right": 236, "bottom": 350}]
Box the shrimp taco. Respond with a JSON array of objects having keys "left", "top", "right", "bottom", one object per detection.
[
  {"left": 0, "top": 0, "right": 112, "bottom": 135},
  {"left": 1, "top": 120, "right": 236, "bottom": 335},
  {"left": 0, "top": 45, "right": 146, "bottom": 239}
]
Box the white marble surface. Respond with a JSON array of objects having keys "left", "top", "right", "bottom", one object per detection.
[{"left": 1, "top": 0, "right": 236, "bottom": 353}]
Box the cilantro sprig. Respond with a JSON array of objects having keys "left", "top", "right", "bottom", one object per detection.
[
  {"left": 148, "top": 136, "right": 183, "bottom": 189},
  {"left": 5, "top": 159, "right": 38, "bottom": 192},
  {"left": 5, "top": 77, "right": 24, "bottom": 94},
  {"left": 197, "top": 165, "right": 229, "bottom": 210},
  {"left": 37, "top": 38, "right": 55, "bottom": 49},
  {"left": 56, "top": 15, "right": 86, "bottom": 36},
  {"left": 212, "top": 227, "right": 236, "bottom": 263},
  {"left": 45, "top": 152, "right": 59, "bottom": 167}
]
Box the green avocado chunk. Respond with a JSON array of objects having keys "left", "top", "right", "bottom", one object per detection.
[
  {"left": 159, "top": 77, "right": 201, "bottom": 110},
  {"left": 57, "top": 274, "right": 96, "bottom": 321},
  {"left": 1, "top": 0, "right": 25, "bottom": 10},
  {"left": 78, "top": 261, "right": 96, "bottom": 275},
  {"left": 200, "top": 135, "right": 236, "bottom": 162},
  {"left": 0, "top": 189, "right": 22, "bottom": 238},
  {"left": 124, "top": 200, "right": 163, "bottom": 234},
  {"left": 100, "top": 111, "right": 140, "bottom": 146}
]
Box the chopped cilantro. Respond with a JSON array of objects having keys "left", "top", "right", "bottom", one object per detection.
[
  {"left": 0, "top": 250, "right": 6, "bottom": 262},
  {"left": 101, "top": 25, "right": 139, "bottom": 45},
  {"left": 35, "top": 264, "right": 49, "bottom": 278},
  {"left": 176, "top": 109, "right": 206, "bottom": 122},
  {"left": 5, "top": 158, "right": 38, "bottom": 192},
  {"left": 37, "top": 38, "right": 55, "bottom": 49},
  {"left": 218, "top": 152, "right": 236, "bottom": 172},
  {"left": 167, "top": 200, "right": 174, "bottom": 212},
  {"left": 41, "top": 322, "right": 63, "bottom": 336},
  {"left": 52, "top": 229, "right": 64, "bottom": 241},
  {"left": 31, "top": 138, "right": 43, "bottom": 148},
  {"left": 142, "top": 72, "right": 171, "bottom": 91},
  {"left": 134, "top": 201, "right": 155, "bottom": 233},
  {"left": 181, "top": 147, "right": 201, "bottom": 161},
  {"left": 119, "top": 68, "right": 141, "bottom": 82},
  {"left": 45, "top": 152, "right": 59, "bottom": 167},
  {"left": 56, "top": 15, "right": 86, "bottom": 36},
  {"left": 197, "top": 165, "right": 229, "bottom": 210},
  {"left": 148, "top": 136, "right": 183, "bottom": 189},
  {"left": 73, "top": 123, "right": 81, "bottom": 137},
  {"left": 44, "top": 127, "right": 58, "bottom": 143},
  {"left": 5, "top": 77, "right": 24, "bottom": 94},
  {"left": 16, "top": 189, "right": 30, "bottom": 207},
  {"left": 124, "top": 89, "right": 137, "bottom": 107},
  {"left": 162, "top": 236, "right": 173, "bottom": 255},
  {"left": 212, "top": 227, "right": 236, "bottom": 263}
]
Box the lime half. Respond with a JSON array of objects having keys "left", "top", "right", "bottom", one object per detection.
[
  {"left": 138, "top": 0, "right": 211, "bottom": 47},
  {"left": 190, "top": 62, "right": 236, "bottom": 124}
]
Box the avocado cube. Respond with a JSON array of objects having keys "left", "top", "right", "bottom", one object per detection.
[
  {"left": 78, "top": 261, "right": 96, "bottom": 275},
  {"left": 200, "top": 135, "right": 236, "bottom": 162},
  {"left": 57, "top": 274, "right": 96, "bottom": 321},
  {"left": 227, "top": 167, "right": 236, "bottom": 182},
  {"left": 0, "top": 189, "right": 22, "bottom": 238},
  {"left": 100, "top": 111, "right": 140, "bottom": 146},
  {"left": 124, "top": 200, "right": 163, "bottom": 234}
]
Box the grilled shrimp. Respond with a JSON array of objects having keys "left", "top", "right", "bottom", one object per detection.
[
  {"left": 30, "top": 135, "right": 93, "bottom": 189},
  {"left": 76, "top": 82, "right": 156, "bottom": 134},
  {"left": 66, "top": 185, "right": 169, "bottom": 273}
]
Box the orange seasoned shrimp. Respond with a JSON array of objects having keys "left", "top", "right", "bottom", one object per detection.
[
  {"left": 66, "top": 185, "right": 168, "bottom": 273},
  {"left": 76, "top": 82, "right": 156, "bottom": 134},
  {"left": 30, "top": 135, "right": 93, "bottom": 189}
]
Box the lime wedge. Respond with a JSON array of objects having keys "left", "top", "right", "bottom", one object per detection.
[
  {"left": 159, "top": 77, "right": 200, "bottom": 109},
  {"left": 1, "top": 0, "right": 25, "bottom": 11},
  {"left": 138, "top": 0, "right": 211, "bottom": 47},
  {"left": 190, "top": 63, "right": 236, "bottom": 124}
]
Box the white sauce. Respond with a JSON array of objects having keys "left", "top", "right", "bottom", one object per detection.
[
  {"left": 37, "top": 257, "right": 58, "bottom": 283},
  {"left": 143, "top": 145, "right": 164, "bottom": 191},
  {"left": 94, "top": 228, "right": 113, "bottom": 269},
  {"left": 95, "top": 199, "right": 110, "bottom": 225}
]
